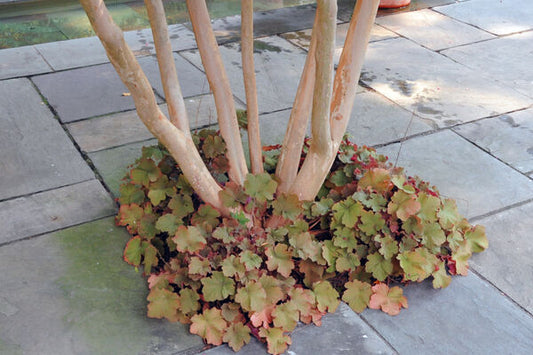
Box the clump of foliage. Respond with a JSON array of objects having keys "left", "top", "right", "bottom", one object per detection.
[{"left": 116, "top": 129, "right": 487, "bottom": 354}]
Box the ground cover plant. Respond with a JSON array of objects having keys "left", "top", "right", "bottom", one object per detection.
[{"left": 81, "top": 0, "right": 488, "bottom": 353}]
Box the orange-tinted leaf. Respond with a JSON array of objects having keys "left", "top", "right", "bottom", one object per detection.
[
  {"left": 368, "top": 283, "right": 407, "bottom": 316},
  {"left": 173, "top": 225, "right": 206, "bottom": 253},
  {"left": 147, "top": 287, "right": 180, "bottom": 322},
  {"left": 190, "top": 308, "right": 228, "bottom": 346},
  {"left": 223, "top": 322, "right": 251, "bottom": 352}
]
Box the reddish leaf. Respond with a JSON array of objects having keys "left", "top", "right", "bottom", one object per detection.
[
  {"left": 147, "top": 287, "right": 180, "bottom": 322},
  {"left": 368, "top": 283, "right": 407, "bottom": 316},
  {"left": 123, "top": 236, "right": 142, "bottom": 266},
  {"left": 173, "top": 225, "right": 206, "bottom": 253}
]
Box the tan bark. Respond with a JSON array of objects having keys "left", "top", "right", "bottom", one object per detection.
[
  {"left": 275, "top": 14, "right": 318, "bottom": 193},
  {"left": 145, "top": 0, "right": 190, "bottom": 135},
  {"left": 288, "top": 0, "right": 379, "bottom": 201},
  {"left": 241, "top": 0, "right": 263, "bottom": 174},
  {"left": 80, "top": 0, "right": 228, "bottom": 214},
  {"left": 186, "top": 0, "right": 248, "bottom": 184}
]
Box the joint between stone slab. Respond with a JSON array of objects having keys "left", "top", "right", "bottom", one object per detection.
[
  {"left": 469, "top": 267, "right": 533, "bottom": 320},
  {"left": 359, "top": 312, "right": 400, "bottom": 355}
]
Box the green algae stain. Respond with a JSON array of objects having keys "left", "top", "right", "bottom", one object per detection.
[
  {"left": 254, "top": 39, "right": 283, "bottom": 53},
  {"left": 54, "top": 217, "right": 201, "bottom": 355},
  {"left": 0, "top": 338, "right": 23, "bottom": 355}
]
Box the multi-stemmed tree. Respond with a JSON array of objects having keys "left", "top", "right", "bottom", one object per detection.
[{"left": 80, "top": 1, "right": 487, "bottom": 353}]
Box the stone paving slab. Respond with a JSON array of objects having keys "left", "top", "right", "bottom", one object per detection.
[
  {"left": 361, "top": 273, "right": 533, "bottom": 354},
  {"left": 281, "top": 23, "right": 398, "bottom": 65},
  {"left": 453, "top": 108, "right": 533, "bottom": 174},
  {"left": 0, "top": 218, "right": 202, "bottom": 355},
  {"left": 254, "top": 88, "right": 434, "bottom": 148},
  {"left": 375, "top": 9, "right": 495, "bottom": 51},
  {"left": 190, "top": 4, "right": 317, "bottom": 44},
  {"left": 377, "top": 130, "right": 533, "bottom": 219},
  {"left": 89, "top": 139, "right": 158, "bottom": 197},
  {"left": 205, "top": 303, "right": 395, "bottom": 354},
  {"left": 68, "top": 94, "right": 231, "bottom": 153},
  {"left": 182, "top": 35, "right": 308, "bottom": 114},
  {"left": 337, "top": 0, "right": 457, "bottom": 22},
  {"left": 0, "top": 46, "right": 51, "bottom": 80},
  {"left": 0, "top": 78, "right": 94, "bottom": 201},
  {"left": 470, "top": 202, "right": 533, "bottom": 315},
  {"left": 0, "top": 179, "right": 115, "bottom": 245},
  {"left": 32, "top": 63, "right": 140, "bottom": 122},
  {"left": 34, "top": 24, "right": 197, "bottom": 72},
  {"left": 441, "top": 31, "right": 533, "bottom": 99},
  {"left": 361, "top": 37, "right": 531, "bottom": 128},
  {"left": 141, "top": 54, "right": 210, "bottom": 100},
  {"left": 435, "top": 0, "right": 533, "bottom": 36}
]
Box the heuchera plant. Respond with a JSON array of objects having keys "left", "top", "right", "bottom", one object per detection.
[{"left": 117, "top": 129, "right": 488, "bottom": 354}]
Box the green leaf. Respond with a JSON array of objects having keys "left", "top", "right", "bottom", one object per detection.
[
  {"left": 359, "top": 210, "right": 386, "bottom": 236},
  {"left": 155, "top": 214, "right": 182, "bottom": 235},
  {"left": 332, "top": 198, "right": 363, "bottom": 228},
  {"left": 398, "top": 248, "right": 438, "bottom": 282},
  {"left": 142, "top": 241, "right": 158, "bottom": 274},
  {"left": 191, "top": 205, "right": 220, "bottom": 228},
  {"left": 365, "top": 252, "right": 393, "bottom": 281},
  {"left": 240, "top": 250, "right": 263, "bottom": 271},
  {"left": 244, "top": 172, "right": 278, "bottom": 203},
  {"left": 258, "top": 327, "right": 292, "bottom": 355},
  {"left": 391, "top": 174, "right": 416, "bottom": 194},
  {"left": 376, "top": 235, "right": 399, "bottom": 260},
  {"left": 219, "top": 181, "right": 247, "bottom": 208},
  {"left": 201, "top": 271, "right": 236, "bottom": 302},
  {"left": 368, "top": 283, "right": 408, "bottom": 316},
  {"left": 288, "top": 287, "right": 315, "bottom": 321},
  {"left": 432, "top": 261, "right": 452, "bottom": 289},
  {"left": 179, "top": 288, "right": 200, "bottom": 314},
  {"left": 465, "top": 225, "right": 488, "bottom": 253},
  {"left": 223, "top": 322, "right": 251, "bottom": 352},
  {"left": 335, "top": 249, "right": 360, "bottom": 273},
  {"left": 421, "top": 222, "right": 446, "bottom": 251},
  {"left": 311, "top": 197, "right": 334, "bottom": 217},
  {"left": 452, "top": 240, "right": 472, "bottom": 276},
  {"left": 342, "top": 280, "right": 372, "bottom": 313},
  {"left": 147, "top": 175, "right": 175, "bottom": 205},
  {"left": 173, "top": 226, "right": 207, "bottom": 253},
  {"left": 118, "top": 183, "right": 145, "bottom": 205},
  {"left": 231, "top": 211, "right": 250, "bottom": 226},
  {"left": 147, "top": 287, "right": 180, "bottom": 321},
  {"left": 190, "top": 308, "right": 228, "bottom": 346},
  {"left": 168, "top": 193, "right": 194, "bottom": 219},
  {"left": 438, "top": 198, "right": 461, "bottom": 229},
  {"left": 141, "top": 145, "right": 163, "bottom": 161},
  {"left": 333, "top": 227, "right": 358, "bottom": 250},
  {"left": 188, "top": 256, "right": 210, "bottom": 276},
  {"left": 124, "top": 236, "right": 142, "bottom": 266},
  {"left": 387, "top": 190, "right": 421, "bottom": 221},
  {"left": 202, "top": 134, "right": 226, "bottom": 159},
  {"left": 117, "top": 203, "right": 144, "bottom": 233},
  {"left": 272, "top": 302, "right": 299, "bottom": 332},
  {"left": 329, "top": 170, "right": 350, "bottom": 187},
  {"left": 265, "top": 244, "right": 294, "bottom": 278},
  {"left": 358, "top": 168, "right": 392, "bottom": 193},
  {"left": 288, "top": 232, "right": 321, "bottom": 262},
  {"left": 322, "top": 240, "right": 339, "bottom": 272},
  {"left": 130, "top": 158, "right": 161, "bottom": 187},
  {"left": 416, "top": 192, "right": 440, "bottom": 222},
  {"left": 313, "top": 281, "right": 340, "bottom": 313},
  {"left": 259, "top": 275, "right": 285, "bottom": 304},
  {"left": 235, "top": 281, "right": 268, "bottom": 312},
  {"left": 222, "top": 255, "right": 246, "bottom": 278},
  {"left": 272, "top": 194, "right": 302, "bottom": 221},
  {"left": 138, "top": 214, "right": 157, "bottom": 239},
  {"left": 212, "top": 226, "right": 233, "bottom": 243},
  {"left": 352, "top": 191, "right": 387, "bottom": 212}
]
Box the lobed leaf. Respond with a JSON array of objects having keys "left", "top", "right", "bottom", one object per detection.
[
  {"left": 365, "top": 252, "right": 393, "bottom": 281},
  {"left": 173, "top": 225, "right": 207, "bottom": 253},
  {"left": 465, "top": 225, "right": 488, "bottom": 253},
  {"left": 313, "top": 281, "right": 340, "bottom": 313},
  {"left": 190, "top": 308, "right": 228, "bottom": 346},
  {"left": 147, "top": 287, "right": 180, "bottom": 321},
  {"left": 201, "top": 271, "right": 236, "bottom": 302},
  {"left": 272, "top": 301, "right": 299, "bottom": 332},
  {"left": 258, "top": 327, "right": 292, "bottom": 355},
  {"left": 368, "top": 283, "right": 408, "bottom": 316},
  {"left": 223, "top": 322, "right": 251, "bottom": 352},
  {"left": 244, "top": 172, "right": 278, "bottom": 203},
  {"left": 343, "top": 280, "right": 372, "bottom": 313},
  {"left": 265, "top": 244, "right": 294, "bottom": 278}
]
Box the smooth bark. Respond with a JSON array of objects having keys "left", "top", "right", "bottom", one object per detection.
[
  {"left": 275, "top": 14, "right": 318, "bottom": 193},
  {"left": 289, "top": 0, "right": 379, "bottom": 200},
  {"left": 145, "top": 0, "right": 190, "bottom": 134},
  {"left": 80, "top": 0, "right": 227, "bottom": 214},
  {"left": 186, "top": 0, "right": 248, "bottom": 184},
  {"left": 241, "top": 0, "right": 263, "bottom": 174}
]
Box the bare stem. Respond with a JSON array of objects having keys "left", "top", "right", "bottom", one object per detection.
[
  {"left": 145, "top": 0, "right": 190, "bottom": 135},
  {"left": 275, "top": 14, "right": 318, "bottom": 193},
  {"left": 80, "top": 0, "right": 228, "bottom": 214},
  {"left": 310, "top": 0, "right": 336, "bottom": 153},
  {"left": 241, "top": 0, "right": 263, "bottom": 174},
  {"left": 289, "top": 0, "right": 379, "bottom": 201},
  {"left": 186, "top": 0, "right": 248, "bottom": 184}
]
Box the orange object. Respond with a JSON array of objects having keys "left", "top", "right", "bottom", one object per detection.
[{"left": 379, "top": 0, "right": 411, "bottom": 9}]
